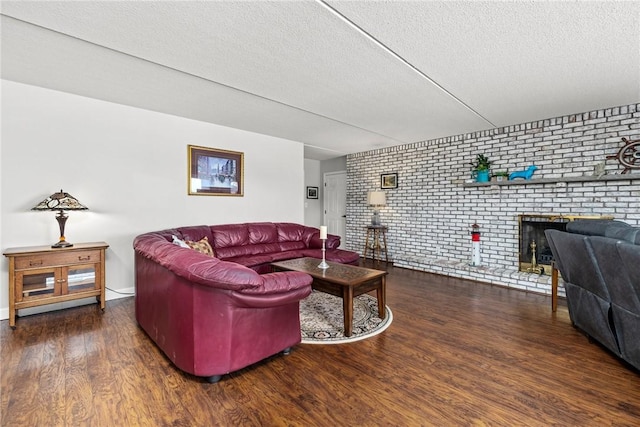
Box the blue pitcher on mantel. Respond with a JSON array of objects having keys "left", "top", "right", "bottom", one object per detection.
[{"left": 475, "top": 170, "right": 490, "bottom": 183}]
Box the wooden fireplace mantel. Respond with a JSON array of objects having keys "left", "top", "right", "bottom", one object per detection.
[{"left": 462, "top": 173, "right": 640, "bottom": 188}]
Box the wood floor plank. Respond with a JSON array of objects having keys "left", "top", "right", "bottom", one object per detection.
[
  {"left": 2, "top": 263, "right": 639, "bottom": 426},
  {"left": 64, "top": 310, "right": 97, "bottom": 424}
]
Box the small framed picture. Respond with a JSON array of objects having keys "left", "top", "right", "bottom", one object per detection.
[
  {"left": 188, "top": 145, "right": 244, "bottom": 196},
  {"left": 381, "top": 173, "right": 398, "bottom": 189},
  {"left": 306, "top": 186, "right": 319, "bottom": 199}
]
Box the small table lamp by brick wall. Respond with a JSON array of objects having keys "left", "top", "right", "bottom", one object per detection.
[
  {"left": 32, "top": 189, "right": 88, "bottom": 248},
  {"left": 367, "top": 191, "right": 386, "bottom": 226}
]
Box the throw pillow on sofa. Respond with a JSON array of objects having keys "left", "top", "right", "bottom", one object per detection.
[
  {"left": 186, "top": 236, "right": 214, "bottom": 257},
  {"left": 172, "top": 235, "right": 190, "bottom": 248}
]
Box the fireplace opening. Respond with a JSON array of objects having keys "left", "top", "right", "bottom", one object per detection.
[{"left": 518, "top": 214, "right": 612, "bottom": 275}]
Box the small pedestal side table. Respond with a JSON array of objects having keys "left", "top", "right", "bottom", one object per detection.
[{"left": 364, "top": 225, "right": 389, "bottom": 263}]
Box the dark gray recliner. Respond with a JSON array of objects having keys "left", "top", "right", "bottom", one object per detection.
[
  {"left": 545, "top": 229, "right": 620, "bottom": 356},
  {"left": 546, "top": 220, "right": 640, "bottom": 371},
  {"left": 612, "top": 241, "right": 640, "bottom": 369}
]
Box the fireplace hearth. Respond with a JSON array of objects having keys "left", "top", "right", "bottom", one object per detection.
[{"left": 518, "top": 214, "right": 611, "bottom": 275}]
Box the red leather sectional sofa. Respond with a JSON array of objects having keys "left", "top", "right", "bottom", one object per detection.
[{"left": 133, "top": 222, "right": 359, "bottom": 382}]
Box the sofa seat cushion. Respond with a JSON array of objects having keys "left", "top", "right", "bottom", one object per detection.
[
  {"left": 215, "top": 243, "right": 282, "bottom": 260},
  {"left": 226, "top": 250, "right": 308, "bottom": 269},
  {"left": 270, "top": 250, "right": 307, "bottom": 262},
  {"left": 225, "top": 254, "right": 274, "bottom": 269},
  {"left": 278, "top": 241, "right": 307, "bottom": 252},
  {"left": 302, "top": 248, "right": 360, "bottom": 265}
]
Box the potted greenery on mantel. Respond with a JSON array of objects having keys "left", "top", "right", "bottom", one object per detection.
[
  {"left": 492, "top": 170, "right": 509, "bottom": 182},
  {"left": 471, "top": 154, "right": 491, "bottom": 183}
]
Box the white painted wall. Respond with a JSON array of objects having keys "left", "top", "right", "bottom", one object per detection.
[
  {"left": 0, "top": 80, "right": 305, "bottom": 320},
  {"left": 303, "top": 158, "right": 322, "bottom": 228},
  {"left": 320, "top": 156, "right": 347, "bottom": 177}
]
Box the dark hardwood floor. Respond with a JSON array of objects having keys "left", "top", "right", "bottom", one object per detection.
[{"left": 2, "top": 263, "right": 639, "bottom": 426}]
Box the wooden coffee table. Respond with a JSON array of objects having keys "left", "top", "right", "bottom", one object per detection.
[{"left": 272, "top": 257, "right": 387, "bottom": 337}]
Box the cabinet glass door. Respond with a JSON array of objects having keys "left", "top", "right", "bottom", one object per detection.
[
  {"left": 67, "top": 265, "right": 97, "bottom": 293},
  {"left": 18, "top": 270, "right": 58, "bottom": 301}
]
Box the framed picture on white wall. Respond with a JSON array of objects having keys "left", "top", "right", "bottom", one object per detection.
[
  {"left": 306, "top": 186, "right": 319, "bottom": 199},
  {"left": 188, "top": 145, "right": 244, "bottom": 196}
]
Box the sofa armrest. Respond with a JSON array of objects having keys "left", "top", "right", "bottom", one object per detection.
[
  {"left": 230, "top": 272, "right": 313, "bottom": 308},
  {"left": 186, "top": 257, "right": 265, "bottom": 290},
  {"left": 135, "top": 240, "right": 264, "bottom": 291},
  {"left": 309, "top": 233, "right": 341, "bottom": 249}
]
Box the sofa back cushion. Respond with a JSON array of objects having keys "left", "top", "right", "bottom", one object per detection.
[
  {"left": 277, "top": 223, "right": 313, "bottom": 243},
  {"left": 568, "top": 219, "right": 640, "bottom": 245},
  {"left": 277, "top": 223, "right": 314, "bottom": 252},
  {"left": 606, "top": 226, "right": 640, "bottom": 245},
  {"left": 248, "top": 223, "right": 279, "bottom": 244},
  {"left": 210, "top": 224, "right": 251, "bottom": 259},
  {"left": 157, "top": 222, "right": 321, "bottom": 261},
  {"left": 567, "top": 219, "right": 629, "bottom": 236},
  {"left": 211, "top": 224, "right": 250, "bottom": 248},
  {"left": 210, "top": 222, "right": 312, "bottom": 260}
]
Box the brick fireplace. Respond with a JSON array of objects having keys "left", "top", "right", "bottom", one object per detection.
[
  {"left": 518, "top": 214, "right": 611, "bottom": 276},
  {"left": 346, "top": 103, "right": 640, "bottom": 298}
]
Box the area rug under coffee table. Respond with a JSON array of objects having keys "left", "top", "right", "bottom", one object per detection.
[
  {"left": 272, "top": 257, "right": 388, "bottom": 337},
  {"left": 300, "top": 290, "right": 393, "bottom": 344}
]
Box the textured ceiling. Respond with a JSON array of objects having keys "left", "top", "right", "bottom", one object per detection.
[{"left": 2, "top": 1, "right": 639, "bottom": 160}]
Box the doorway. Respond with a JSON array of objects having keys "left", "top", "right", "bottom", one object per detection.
[{"left": 323, "top": 171, "right": 347, "bottom": 249}]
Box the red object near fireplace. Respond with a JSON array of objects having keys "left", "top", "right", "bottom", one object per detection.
[{"left": 471, "top": 223, "right": 481, "bottom": 266}]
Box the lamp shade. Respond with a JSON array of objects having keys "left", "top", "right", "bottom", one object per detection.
[
  {"left": 367, "top": 191, "right": 386, "bottom": 207},
  {"left": 32, "top": 190, "right": 88, "bottom": 212},
  {"left": 32, "top": 190, "right": 88, "bottom": 248}
]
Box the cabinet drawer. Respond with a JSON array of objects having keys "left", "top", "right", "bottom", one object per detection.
[{"left": 15, "top": 250, "right": 101, "bottom": 270}]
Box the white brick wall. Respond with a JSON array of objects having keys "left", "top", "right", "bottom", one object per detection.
[{"left": 346, "top": 104, "right": 640, "bottom": 297}]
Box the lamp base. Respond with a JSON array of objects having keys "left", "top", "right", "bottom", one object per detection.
[
  {"left": 52, "top": 240, "right": 73, "bottom": 249},
  {"left": 53, "top": 211, "right": 73, "bottom": 248},
  {"left": 371, "top": 211, "right": 382, "bottom": 226}
]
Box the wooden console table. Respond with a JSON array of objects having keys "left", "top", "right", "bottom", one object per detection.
[{"left": 3, "top": 242, "right": 109, "bottom": 328}]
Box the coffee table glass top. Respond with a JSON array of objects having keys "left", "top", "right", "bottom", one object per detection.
[{"left": 271, "top": 257, "right": 387, "bottom": 285}]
